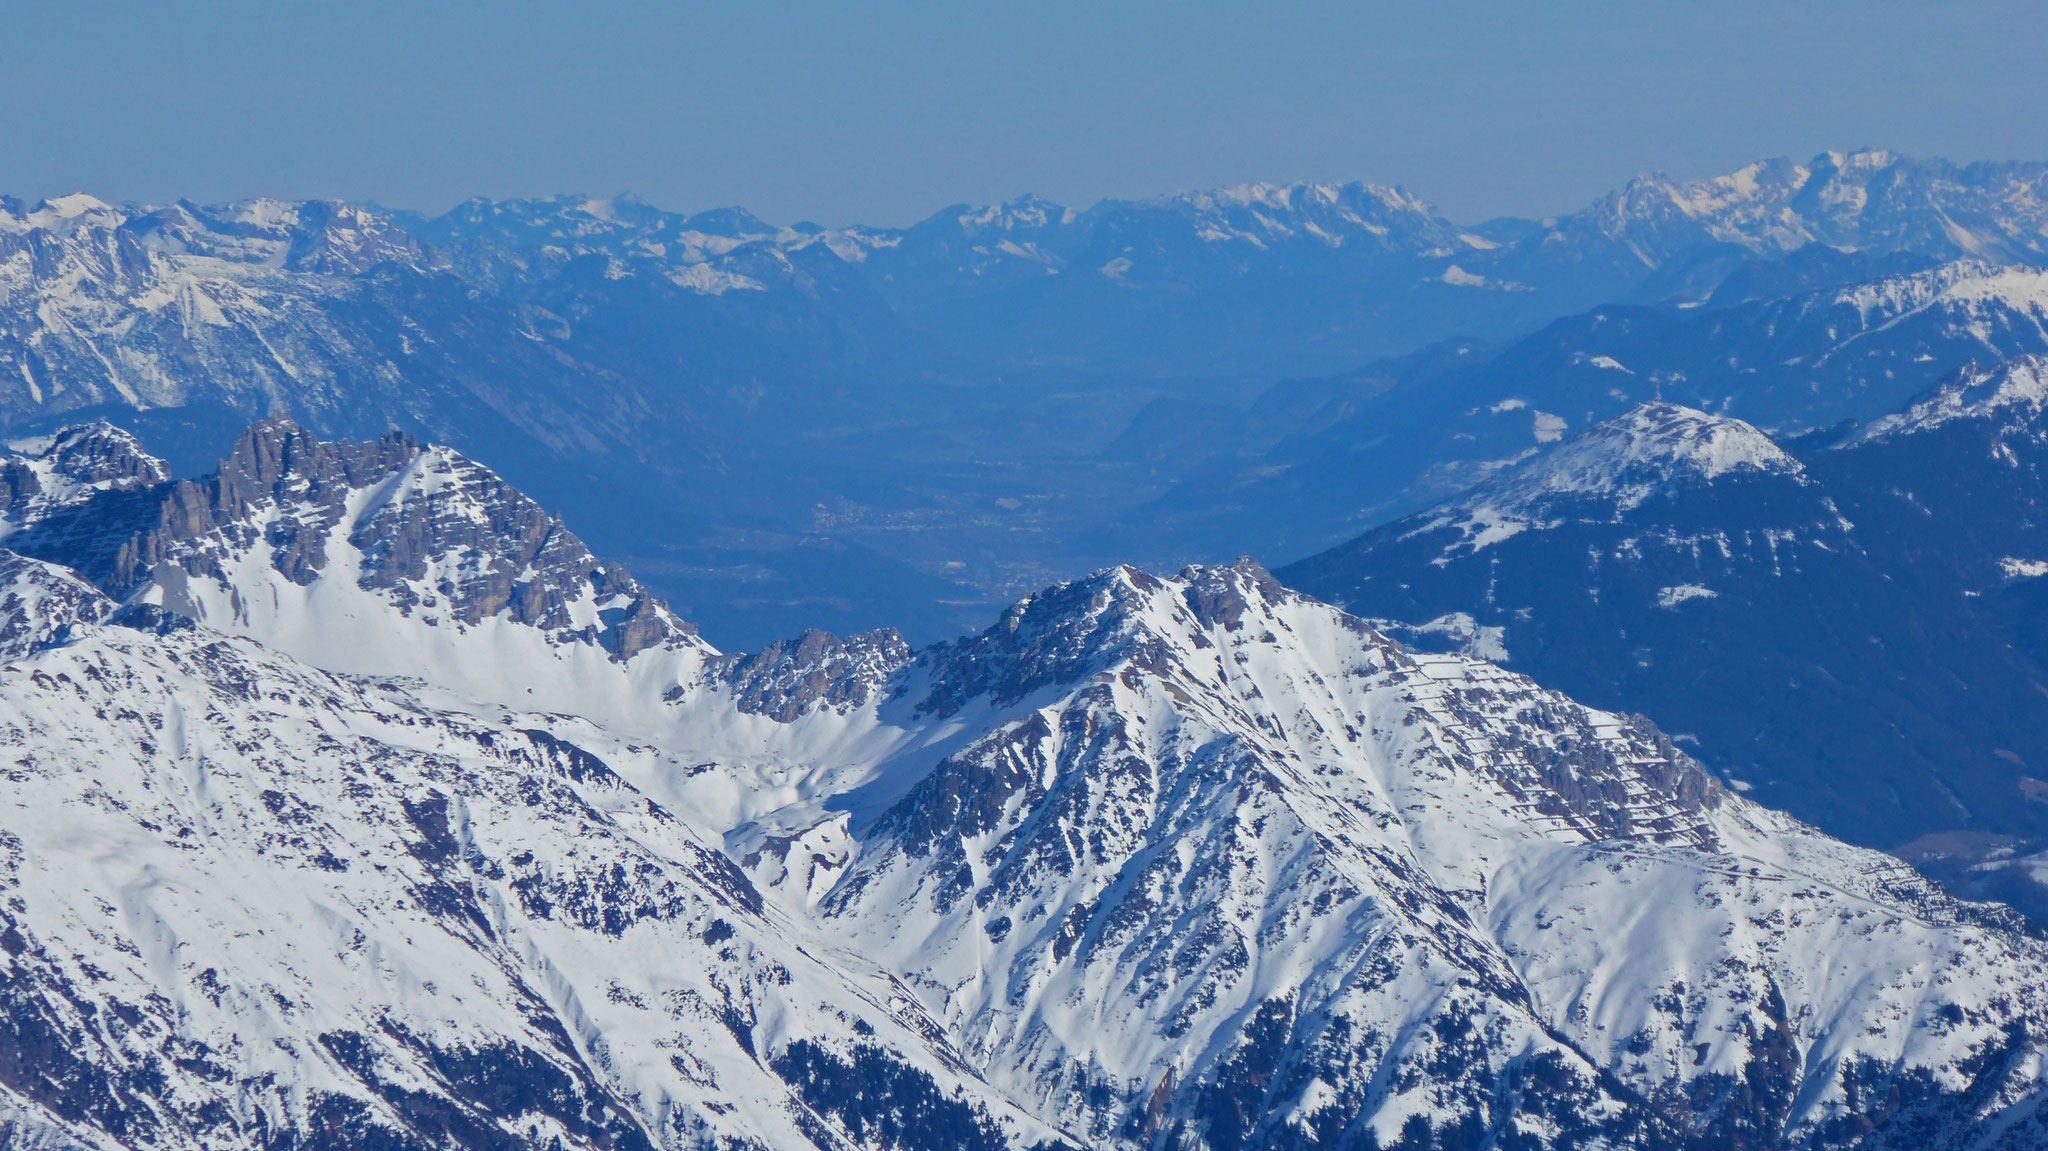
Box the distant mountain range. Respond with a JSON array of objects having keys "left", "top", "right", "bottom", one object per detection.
[
  {"left": 1111, "top": 256, "right": 2048, "bottom": 565},
  {"left": 0, "top": 414, "right": 2044, "bottom": 1148},
  {"left": 7, "top": 150, "right": 2048, "bottom": 647}
]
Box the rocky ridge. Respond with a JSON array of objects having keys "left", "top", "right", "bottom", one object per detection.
[{"left": 0, "top": 416, "right": 698, "bottom": 669}]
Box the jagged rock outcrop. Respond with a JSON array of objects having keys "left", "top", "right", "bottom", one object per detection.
[
  {"left": 1, "top": 418, "right": 697, "bottom": 668},
  {"left": 0, "top": 422, "right": 168, "bottom": 523},
  {"left": 0, "top": 421, "right": 168, "bottom": 534},
  {"left": 719, "top": 627, "right": 912, "bottom": 722}
]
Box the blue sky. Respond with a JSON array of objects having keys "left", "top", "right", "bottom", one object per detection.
[{"left": 4, "top": 1, "right": 2042, "bottom": 226}]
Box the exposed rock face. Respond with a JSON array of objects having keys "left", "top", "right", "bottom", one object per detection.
[
  {"left": 0, "top": 421, "right": 168, "bottom": 531},
  {"left": 719, "top": 627, "right": 912, "bottom": 721},
  {"left": 338, "top": 437, "right": 687, "bottom": 659},
  {"left": 104, "top": 415, "right": 424, "bottom": 593},
  {"left": 3, "top": 417, "right": 696, "bottom": 665}
]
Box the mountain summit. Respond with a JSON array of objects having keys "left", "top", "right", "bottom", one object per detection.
[{"left": 1406, "top": 402, "right": 1803, "bottom": 560}]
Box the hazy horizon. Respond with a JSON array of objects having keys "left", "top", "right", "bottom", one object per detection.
[
  {"left": 12, "top": 142, "right": 2040, "bottom": 233},
  {"left": 6, "top": 1, "right": 2043, "bottom": 229}
]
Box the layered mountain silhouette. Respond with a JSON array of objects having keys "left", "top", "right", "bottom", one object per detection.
[{"left": 8, "top": 150, "right": 2048, "bottom": 645}]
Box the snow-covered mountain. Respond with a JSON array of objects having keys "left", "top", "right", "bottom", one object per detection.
[
  {"left": 398, "top": 193, "right": 791, "bottom": 291},
  {"left": 1469, "top": 150, "right": 2048, "bottom": 313},
  {"left": 878, "top": 180, "right": 1545, "bottom": 378},
  {"left": 0, "top": 418, "right": 2046, "bottom": 1148},
  {"left": 0, "top": 553, "right": 1066, "bottom": 1151},
  {"left": 0, "top": 422, "right": 169, "bottom": 536},
  {"left": 1279, "top": 390, "right": 2048, "bottom": 859},
  {"left": 1548, "top": 150, "right": 2048, "bottom": 268},
  {"left": 1816, "top": 355, "right": 2048, "bottom": 603},
  {"left": 803, "top": 561, "right": 2048, "bottom": 1150},
  {"left": 0, "top": 191, "right": 949, "bottom": 461},
  {"left": 836, "top": 195, "right": 1090, "bottom": 311},
  {"left": 14, "top": 154, "right": 2023, "bottom": 450},
  {"left": 0, "top": 416, "right": 718, "bottom": 734},
  {"left": 0, "top": 188, "right": 1006, "bottom": 649},
  {"left": 1486, "top": 257, "right": 2048, "bottom": 431},
  {"left": 1849, "top": 351, "right": 2048, "bottom": 445},
  {"left": 0, "top": 193, "right": 607, "bottom": 443},
  {"left": 1404, "top": 402, "right": 1806, "bottom": 556},
  {"left": 872, "top": 150, "right": 2048, "bottom": 378}
]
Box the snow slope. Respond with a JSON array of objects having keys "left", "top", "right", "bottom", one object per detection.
[{"left": 0, "top": 557, "right": 1068, "bottom": 1151}]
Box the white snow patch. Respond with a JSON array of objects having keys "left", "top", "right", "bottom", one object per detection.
[
  {"left": 1853, "top": 356, "right": 2048, "bottom": 443},
  {"left": 1391, "top": 612, "right": 1511, "bottom": 662},
  {"left": 1656, "top": 584, "right": 1720, "bottom": 608},
  {"left": 1573, "top": 353, "right": 1634, "bottom": 374},
  {"left": 664, "top": 263, "right": 765, "bottom": 295}
]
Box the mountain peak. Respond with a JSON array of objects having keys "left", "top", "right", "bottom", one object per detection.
[
  {"left": 1496, "top": 402, "right": 1798, "bottom": 504},
  {"left": 950, "top": 194, "right": 1076, "bottom": 232},
  {"left": 3, "top": 192, "right": 125, "bottom": 235},
  {"left": 177, "top": 422, "right": 697, "bottom": 657},
  {"left": 9, "top": 420, "right": 168, "bottom": 488},
  {"left": 1149, "top": 179, "right": 1453, "bottom": 251},
  {"left": 0, "top": 550, "right": 116, "bottom": 661},
  {"left": 1412, "top": 403, "right": 1801, "bottom": 556},
  {"left": 0, "top": 421, "right": 169, "bottom": 544},
  {"left": 0, "top": 420, "right": 708, "bottom": 717},
  {"left": 1821, "top": 145, "right": 1900, "bottom": 174},
  {"left": 195, "top": 418, "right": 422, "bottom": 577},
  {"left": 1559, "top": 150, "right": 2048, "bottom": 265},
  {"left": 913, "top": 558, "right": 1307, "bottom": 718},
  {"left": 1853, "top": 355, "right": 2048, "bottom": 443}
]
